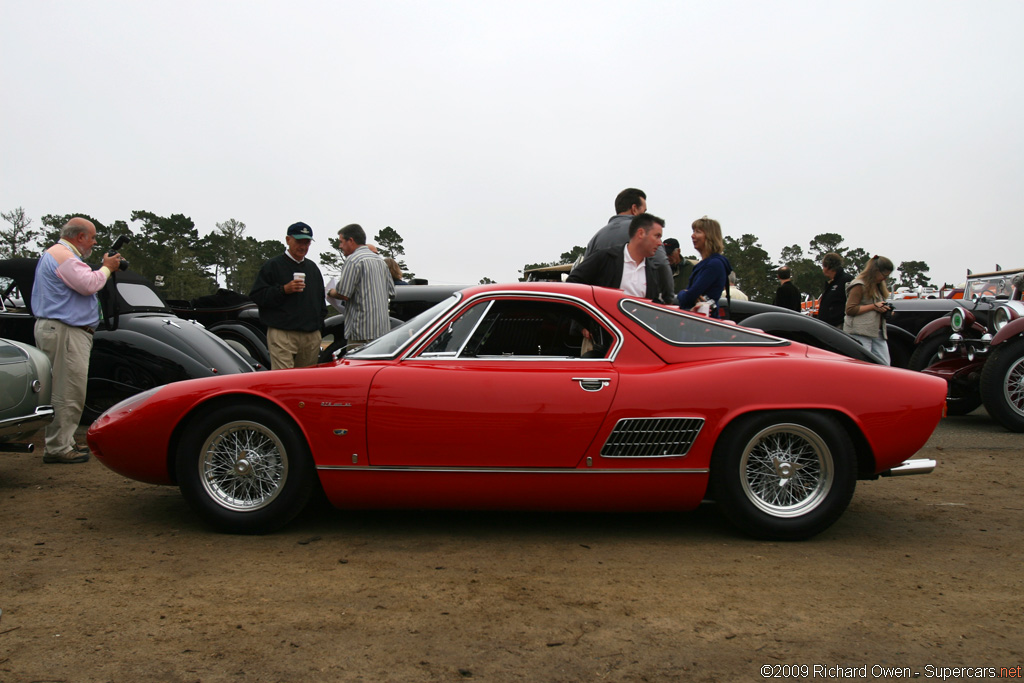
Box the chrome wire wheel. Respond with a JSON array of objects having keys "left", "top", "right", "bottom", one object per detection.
[
  {"left": 738, "top": 423, "right": 834, "bottom": 518},
  {"left": 198, "top": 420, "right": 289, "bottom": 512},
  {"left": 1002, "top": 356, "right": 1024, "bottom": 417}
]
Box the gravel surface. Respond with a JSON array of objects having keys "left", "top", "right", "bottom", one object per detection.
[{"left": 1, "top": 410, "right": 1021, "bottom": 682}]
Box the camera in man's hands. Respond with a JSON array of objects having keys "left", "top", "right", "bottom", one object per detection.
[{"left": 108, "top": 234, "right": 131, "bottom": 271}]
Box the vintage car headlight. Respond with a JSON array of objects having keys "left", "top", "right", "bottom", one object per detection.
[
  {"left": 950, "top": 307, "right": 965, "bottom": 332},
  {"left": 992, "top": 302, "right": 1023, "bottom": 332}
]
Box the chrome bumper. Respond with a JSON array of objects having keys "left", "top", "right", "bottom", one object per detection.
[
  {"left": 0, "top": 405, "right": 55, "bottom": 446},
  {"left": 882, "top": 458, "right": 937, "bottom": 477}
]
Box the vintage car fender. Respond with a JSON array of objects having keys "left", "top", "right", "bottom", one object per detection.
[
  {"left": 990, "top": 315, "right": 1024, "bottom": 346},
  {"left": 739, "top": 311, "right": 882, "bottom": 364},
  {"left": 0, "top": 338, "right": 54, "bottom": 450},
  {"left": 915, "top": 315, "right": 986, "bottom": 343},
  {"left": 207, "top": 320, "right": 271, "bottom": 367},
  {"left": 884, "top": 325, "right": 915, "bottom": 368},
  {"left": 85, "top": 317, "right": 256, "bottom": 420}
]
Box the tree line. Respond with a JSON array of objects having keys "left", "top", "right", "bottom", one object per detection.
[
  {"left": 1, "top": 208, "right": 414, "bottom": 302},
  {"left": 3, "top": 206, "right": 934, "bottom": 304},
  {"left": 523, "top": 232, "right": 934, "bottom": 304}
]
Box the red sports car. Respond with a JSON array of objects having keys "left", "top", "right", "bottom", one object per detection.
[{"left": 87, "top": 283, "right": 947, "bottom": 540}]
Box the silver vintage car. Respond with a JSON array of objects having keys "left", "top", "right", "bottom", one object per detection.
[{"left": 0, "top": 337, "right": 54, "bottom": 452}]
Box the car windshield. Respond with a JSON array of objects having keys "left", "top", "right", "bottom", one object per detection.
[
  {"left": 346, "top": 294, "right": 461, "bottom": 359},
  {"left": 621, "top": 299, "right": 786, "bottom": 346},
  {"left": 965, "top": 271, "right": 1022, "bottom": 301}
]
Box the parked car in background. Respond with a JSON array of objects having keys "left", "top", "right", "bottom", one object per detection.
[
  {"left": 88, "top": 282, "right": 945, "bottom": 540},
  {"left": 721, "top": 298, "right": 889, "bottom": 365},
  {"left": 165, "top": 289, "right": 273, "bottom": 367},
  {"left": 0, "top": 258, "right": 259, "bottom": 423},
  {"left": 0, "top": 337, "right": 54, "bottom": 453},
  {"left": 911, "top": 267, "right": 1024, "bottom": 430},
  {"left": 523, "top": 263, "right": 573, "bottom": 282},
  {"left": 168, "top": 283, "right": 452, "bottom": 366}
]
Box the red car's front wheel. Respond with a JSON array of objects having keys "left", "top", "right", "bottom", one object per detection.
[{"left": 176, "top": 403, "right": 316, "bottom": 533}]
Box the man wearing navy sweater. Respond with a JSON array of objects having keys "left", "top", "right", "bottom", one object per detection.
[{"left": 249, "top": 222, "right": 328, "bottom": 369}]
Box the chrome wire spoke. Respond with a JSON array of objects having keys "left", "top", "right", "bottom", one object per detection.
[
  {"left": 740, "top": 423, "right": 834, "bottom": 517},
  {"left": 199, "top": 421, "right": 288, "bottom": 511},
  {"left": 1007, "top": 359, "right": 1024, "bottom": 415}
]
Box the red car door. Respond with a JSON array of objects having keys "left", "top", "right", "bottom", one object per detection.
[{"left": 365, "top": 296, "right": 619, "bottom": 468}]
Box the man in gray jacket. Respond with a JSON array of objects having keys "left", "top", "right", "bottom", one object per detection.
[{"left": 584, "top": 188, "right": 674, "bottom": 303}]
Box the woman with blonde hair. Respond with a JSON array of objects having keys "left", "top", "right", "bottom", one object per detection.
[
  {"left": 843, "top": 255, "right": 894, "bottom": 364},
  {"left": 384, "top": 257, "right": 406, "bottom": 285},
  {"left": 676, "top": 216, "right": 732, "bottom": 318}
]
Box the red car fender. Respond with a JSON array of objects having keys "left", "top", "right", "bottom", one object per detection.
[{"left": 990, "top": 316, "right": 1024, "bottom": 346}]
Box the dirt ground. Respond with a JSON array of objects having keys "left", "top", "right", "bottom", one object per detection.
[{"left": 1, "top": 410, "right": 1022, "bottom": 682}]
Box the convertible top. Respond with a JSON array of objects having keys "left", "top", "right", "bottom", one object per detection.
[{"left": 0, "top": 258, "right": 40, "bottom": 311}]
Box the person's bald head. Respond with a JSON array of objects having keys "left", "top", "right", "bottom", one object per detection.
[
  {"left": 61, "top": 217, "right": 98, "bottom": 257},
  {"left": 61, "top": 217, "right": 95, "bottom": 239}
]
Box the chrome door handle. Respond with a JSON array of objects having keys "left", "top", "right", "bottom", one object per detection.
[{"left": 572, "top": 377, "right": 610, "bottom": 392}]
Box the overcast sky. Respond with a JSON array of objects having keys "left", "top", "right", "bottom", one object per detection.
[{"left": 2, "top": 1, "right": 1021, "bottom": 288}]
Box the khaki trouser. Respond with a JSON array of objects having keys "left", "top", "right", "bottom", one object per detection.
[
  {"left": 267, "top": 328, "right": 322, "bottom": 370},
  {"left": 34, "top": 318, "right": 93, "bottom": 457}
]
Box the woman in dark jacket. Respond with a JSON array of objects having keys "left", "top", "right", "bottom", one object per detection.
[{"left": 677, "top": 216, "right": 731, "bottom": 318}]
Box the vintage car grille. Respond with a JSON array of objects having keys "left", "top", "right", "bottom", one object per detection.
[{"left": 599, "top": 417, "right": 704, "bottom": 458}]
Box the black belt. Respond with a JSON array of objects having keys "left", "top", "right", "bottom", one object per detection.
[{"left": 39, "top": 318, "right": 96, "bottom": 335}]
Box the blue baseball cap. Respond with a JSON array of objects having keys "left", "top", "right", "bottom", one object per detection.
[{"left": 287, "top": 222, "right": 313, "bottom": 240}]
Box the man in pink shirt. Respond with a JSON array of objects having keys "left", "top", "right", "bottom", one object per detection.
[{"left": 32, "top": 217, "right": 122, "bottom": 463}]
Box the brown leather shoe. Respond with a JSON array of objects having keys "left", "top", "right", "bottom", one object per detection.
[{"left": 43, "top": 450, "right": 90, "bottom": 464}]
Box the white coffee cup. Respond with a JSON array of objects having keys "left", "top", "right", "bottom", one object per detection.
[{"left": 293, "top": 272, "right": 305, "bottom": 282}]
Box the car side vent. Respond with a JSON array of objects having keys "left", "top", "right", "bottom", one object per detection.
[{"left": 600, "top": 417, "right": 704, "bottom": 458}]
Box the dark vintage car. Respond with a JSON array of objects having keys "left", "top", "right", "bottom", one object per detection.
[
  {"left": 721, "top": 298, "right": 887, "bottom": 365},
  {"left": 909, "top": 267, "right": 1024, "bottom": 430},
  {"left": 88, "top": 282, "right": 945, "bottom": 540},
  {"left": 0, "top": 258, "right": 258, "bottom": 422},
  {"left": 0, "top": 337, "right": 54, "bottom": 453},
  {"left": 168, "top": 284, "right": 457, "bottom": 366},
  {"left": 164, "top": 289, "right": 273, "bottom": 367}
]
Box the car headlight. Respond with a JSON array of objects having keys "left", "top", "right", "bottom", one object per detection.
[
  {"left": 950, "top": 307, "right": 964, "bottom": 332},
  {"left": 103, "top": 386, "right": 163, "bottom": 416},
  {"left": 992, "top": 302, "right": 1023, "bottom": 332}
]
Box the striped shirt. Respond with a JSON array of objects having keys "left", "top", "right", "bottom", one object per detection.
[{"left": 336, "top": 246, "right": 395, "bottom": 341}]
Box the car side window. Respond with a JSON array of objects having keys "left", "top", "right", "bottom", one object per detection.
[
  {"left": 438, "top": 298, "right": 610, "bottom": 359},
  {"left": 420, "top": 301, "right": 490, "bottom": 357}
]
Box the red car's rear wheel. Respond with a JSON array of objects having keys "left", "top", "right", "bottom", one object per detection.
[{"left": 710, "top": 411, "right": 857, "bottom": 541}]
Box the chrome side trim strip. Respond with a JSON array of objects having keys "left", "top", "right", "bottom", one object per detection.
[{"left": 316, "top": 465, "right": 709, "bottom": 474}]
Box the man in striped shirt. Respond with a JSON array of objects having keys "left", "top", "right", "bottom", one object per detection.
[{"left": 327, "top": 224, "right": 395, "bottom": 350}]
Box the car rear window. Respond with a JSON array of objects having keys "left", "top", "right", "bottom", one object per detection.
[{"left": 621, "top": 299, "right": 786, "bottom": 347}]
